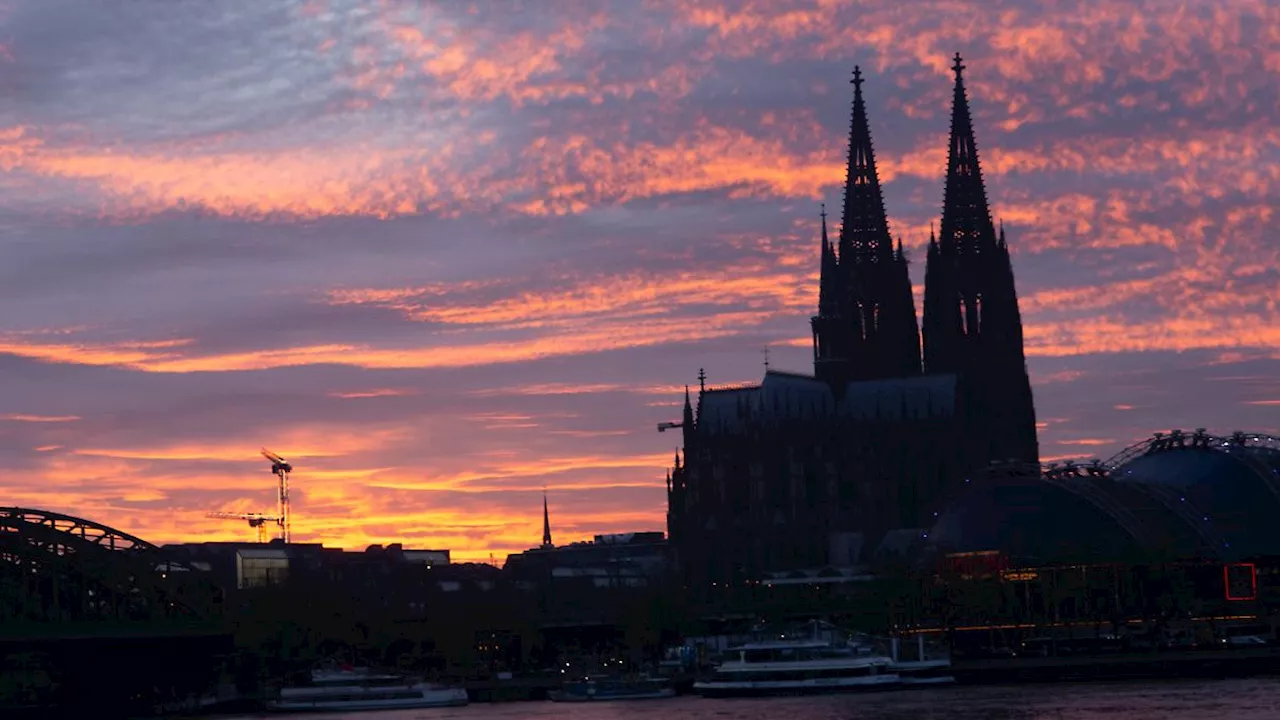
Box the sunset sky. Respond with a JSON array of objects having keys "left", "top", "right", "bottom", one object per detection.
[{"left": 1, "top": 0, "right": 1277, "bottom": 562}]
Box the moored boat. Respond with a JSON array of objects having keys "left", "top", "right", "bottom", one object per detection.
[
  {"left": 268, "top": 665, "right": 468, "bottom": 713},
  {"left": 693, "top": 639, "right": 900, "bottom": 697},
  {"left": 549, "top": 675, "right": 675, "bottom": 702}
]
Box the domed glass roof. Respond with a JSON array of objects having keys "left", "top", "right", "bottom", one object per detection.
[
  {"left": 1112, "top": 441, "right": 1280, "bottom": 557},
  {"left": 928, "top": 471, "right": 1143, "bottom": 565},
  {"left": 926, "top": 432, "right": 1280, "bottom": 565}
]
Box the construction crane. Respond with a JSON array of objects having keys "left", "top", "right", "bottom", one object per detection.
[
  {"left": 206, "top": 511, "right": 283, "bottom": 543},
  {"left": 261, "top": 448, "right": 294, "bottom": 543}
]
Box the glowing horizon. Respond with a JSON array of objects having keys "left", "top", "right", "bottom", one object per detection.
[{"left": 1, "top": 0, "right": 1277, "bottom": 563}]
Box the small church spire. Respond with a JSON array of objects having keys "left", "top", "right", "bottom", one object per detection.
[
  {"left": 682, "top": 384, "right": 695, "bottom": 431},
  {"left": 541, "top": 491, "right": 553, "bottom": 548},
  {"left": 817, "top": 203, "right": 839, "bottom": 315}
]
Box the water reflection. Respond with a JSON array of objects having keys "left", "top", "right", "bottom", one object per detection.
[{"left": 232, "top": 678, "right": 1280, "bottom": 720}]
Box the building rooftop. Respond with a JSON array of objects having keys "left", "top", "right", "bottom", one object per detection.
[{"left": 696, "top": 369, "right": 956, "bottom": 434}]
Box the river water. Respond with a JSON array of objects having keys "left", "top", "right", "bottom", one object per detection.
[{"left": 232, "top": 678, "right": 1280, "bottom": 719}]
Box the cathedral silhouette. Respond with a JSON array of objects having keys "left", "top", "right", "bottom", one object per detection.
[{"left": 667, "top": 55, "right": 1039, "bottom": 590}]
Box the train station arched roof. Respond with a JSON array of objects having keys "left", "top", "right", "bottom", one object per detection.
[{"left": 926, "top": 430, "right": 1280, "bottom": 566}]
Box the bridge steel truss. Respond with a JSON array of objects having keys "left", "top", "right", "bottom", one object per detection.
[{"left": 0, "top": 507, "right": 221, "bottom": 629}]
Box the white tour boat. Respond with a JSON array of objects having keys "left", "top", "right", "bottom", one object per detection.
[
  {"left": 693, "top": 639, "right": 900, "bottom": 697},
  {"left": 549, "top": 676, "right": 676, "bottom": 702},
  {"left": 269, "top": 665, "right": 469, "bottom": 713}
]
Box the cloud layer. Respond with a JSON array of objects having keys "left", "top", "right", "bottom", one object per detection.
[{"left": 1, "top": 0, "right": 1277, "bottom": 560}]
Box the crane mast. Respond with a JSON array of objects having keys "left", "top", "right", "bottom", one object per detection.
[
  {"left": 204, "top": 449, "right": 296, "bottom": 543},
  {"left": 262, "top": 448, "right": 293, "bottom": 543}
]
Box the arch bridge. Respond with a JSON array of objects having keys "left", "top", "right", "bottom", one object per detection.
[{"left": 0, "top": 507, "right": 221, "bottom": 634}]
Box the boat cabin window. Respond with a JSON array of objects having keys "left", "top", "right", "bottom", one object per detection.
[{"left": 740, "top": 646, "right": 854, "bottom": 663}]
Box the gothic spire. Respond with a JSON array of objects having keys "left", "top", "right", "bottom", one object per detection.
[
  {"left": 817, "top": 204, "right": 839, "bottom": 315},
  {"left": 921, "top": 54, "right": 1040, "bottom": 465},
  {"left": 939, "top": 53, "right": 997, "bottom": 256},
  {"left": 812, "top": 201, "right": 848, "bottom": 384},
  {"left": 682, "top": 383, "right": 696, "bottom": 448},
  {"left": 541, "top": 492, "right": 553, "bottom": 548},
  {"left": 838, "top": 66, "right": 894, "bottom": 263}
]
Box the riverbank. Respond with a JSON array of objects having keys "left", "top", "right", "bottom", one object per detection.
[{"left": 952, "top": 646, "right": 1280, "bottom": 683}]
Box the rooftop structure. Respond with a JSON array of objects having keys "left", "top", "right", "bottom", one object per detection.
[{"left": 926, "top": 430, "right": 1280, "bottom": 566}]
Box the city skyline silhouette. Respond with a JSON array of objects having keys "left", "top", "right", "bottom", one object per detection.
[{"left": 0, "top": 1, "right": 1277, "bottom": 561}]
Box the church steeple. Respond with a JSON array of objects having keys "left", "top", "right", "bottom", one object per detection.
[
  {"left": 541, "top": 492, "right": 553, "bottom": 548},
  {"left": 922, "top": 54, "right": 1038, "bottom": 465}
]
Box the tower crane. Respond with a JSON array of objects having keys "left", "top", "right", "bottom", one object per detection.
[
  {"left": 206, "top": 511, "right": 283, "bottom": 543},
  {"left": 261, "top": 448, "right": 294, "bottom": 543}
]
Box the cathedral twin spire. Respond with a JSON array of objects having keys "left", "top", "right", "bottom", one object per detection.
[
  {"left": 923, "top": 52, "right": 1029, "bottom": 373},
  {"left": 839, "top": 67, "right": 894, "bottom": 264},
  {"left": 923, "top": 53, "right": 1039, "bottom": 463},
  {"left": 813, "top": 55, "right": 1037, "bottom": 464},
  {"left": 937, "top": 53, "right": 997, "bottom": 257},
  {"left": 812, "top": 66, "right": 922, "bottom": 385}
]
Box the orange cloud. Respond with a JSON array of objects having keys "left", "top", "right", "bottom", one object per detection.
[
  {"left": 1057, "top": 438, "right": 1116, "bottom": 447},
  {"left": 19, "top": 433, "right": 671, "bottom": 563},
  {"left": 1025, "top": 315, "right": 1280, "bottom": 358},
  {"left": 328, "top": 388, "right": 418, "bottom": 399},
  {"left": 26, "top": 144, "right": 445, "bottom": 220},
  {"left": 327, "top": 266, "right": 814, "bottom": 328},
  {"left": 71, "top": 426, "right": 406, "bottom": 462},
  {"left": 368, "top": 451, "right": 673, "bottom": 493}
]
